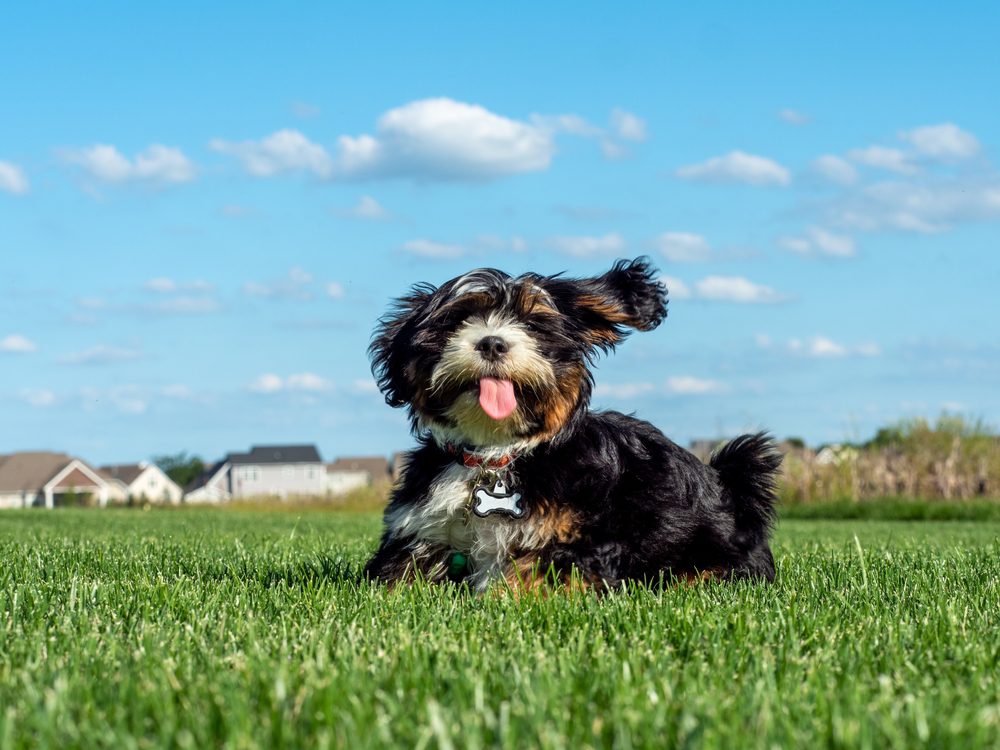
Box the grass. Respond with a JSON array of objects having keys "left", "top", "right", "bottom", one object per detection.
[
  {"left": 779, "top": 497, "right": 1000, "bottom": 521},
  {"left": 1, "top": 511, "right": 998, "bottom": 749}
]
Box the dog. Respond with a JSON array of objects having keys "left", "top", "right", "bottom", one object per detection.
[{"left": 363, "top": 258, "right": 781, "bottom": 592}]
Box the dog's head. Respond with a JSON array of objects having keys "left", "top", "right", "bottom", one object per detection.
[{"left": 370, "top": 258, "right": 667, "bottom": 450}]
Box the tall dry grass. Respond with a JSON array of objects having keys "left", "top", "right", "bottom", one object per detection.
[{"left": 779, "top": 415, "right": 1000, "bottom": 504}]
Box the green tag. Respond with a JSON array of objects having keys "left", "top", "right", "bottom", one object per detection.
[{"left": 448, "top": 551, "right": 468, "bottom": 577}]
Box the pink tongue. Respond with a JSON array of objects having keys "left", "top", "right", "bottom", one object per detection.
[{"left": 478, "top": 377, "right": 517, "bottom": 420}]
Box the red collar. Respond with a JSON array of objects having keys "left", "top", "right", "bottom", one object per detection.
[{"left": 444, "top": 443, "right": 518, "bottom": 469}]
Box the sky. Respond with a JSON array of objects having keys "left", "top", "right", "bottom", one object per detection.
[{"left": 2, "top": 1, "right": 999, "bottom": 465}]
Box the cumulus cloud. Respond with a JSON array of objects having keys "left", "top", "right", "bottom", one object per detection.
[
  {"left": 780, "top": 226, "right": 856, "bottom": 257},
  {"left": 20, "top": 388, "right": 56, "bottom": 408},
  {"left": 338, "top": 195, "right": 390, "bottom": 220},
  {"left": 676, "top": 150, "right": 791, "bottom": 186},
  {"left": 812, "top": 155, "right": 859, "bottom": 186},
  {"left": 899, "top": 123, "right": 980, "bottom": 160},
  {"left": 548, "top": 233, "right": 626, "bottom": 258},
  {"left": 787, "top": 336, "right": 881, "bottom": 358},
  {"left": 334, "top": 98, "right": 554, "bottom": 180},
  {"left": 143, "top": 277, "right": 214, "bottom": 294},
  {"left": 660, "top": 275, "right": 692, "bottom": 300},
  {"left": 653, "top": 232, "right": 711, "bottom": 262},
  {"left": 61, "top": 144, "right": 196, "bottom": 184},
  {"left": 1, "top": 334, "right": 37, "bottom": 353},
  {"left": 694, "top": 276, "right": 785, "bottom": 303},
  {"left": 326, "top": 282, "right": 346, "bottom": 299},
  {"left": 778, "top": 108, "right": 811, "bottom": 126},
  {"left": 847, "top": 145, "right": 917, "bottom": 175},
  {"left": 830, "top": 176, "right": 1000, "bottom": 234},
  {"left": 610, "top": 108, "right": 648, "bottom": 142},
  {"left": 249, "top": 372, "right": 332, "bottom": 393},
  {"left": 0, "top": 161, "right": 29, "bottom": 194},
  {"left": 594, "top": 377, "right": 727, "bottom": 399},
  {"left": 244, "top": 267, "right": 315, "bottom": 300},
  {"left": 211, "top": 129, "right": 333, "bottom": 177},
  {"left": 401, "top": 239, "right": 467, "bottom": 260},
  {"left": 59, "top": 345, "right": 143, "bottom": 366},
  {"left": 666, "top": 376, "right": 728, "bottom": 395}
]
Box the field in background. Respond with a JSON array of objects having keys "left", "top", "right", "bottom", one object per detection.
[{"left": 1, "top": 511, "right": 998, "bottom": 749}]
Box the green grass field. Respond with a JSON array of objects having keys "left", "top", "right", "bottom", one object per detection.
[{"left": 1, "top": 511, "right": 998, "bottom": 749}]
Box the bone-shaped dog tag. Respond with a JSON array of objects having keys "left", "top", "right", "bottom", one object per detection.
[{"left": 471, "top": 477, "right": 526, "bottom": 519}]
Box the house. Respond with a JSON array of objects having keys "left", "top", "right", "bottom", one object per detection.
[
  {"left": 184, "top": 460, "right": 231, "bottom": 503},
  {"left": 0, "top": 452, "right": 110, "bottom": 509},
  {"left": 326, "top": 456, "right": 392, "bottom": 495},
  {"left": 184, "top": 445, "right": 325, "bottom": 501},
  {"left": 99, "top": 462, "right": 183, "bottom": 505}
]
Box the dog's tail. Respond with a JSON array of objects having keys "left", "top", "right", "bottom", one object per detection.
[{"left": 709, "top": 432, "right": 782, "bottom": 549}]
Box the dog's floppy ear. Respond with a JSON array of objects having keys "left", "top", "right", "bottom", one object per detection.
[
  {"left": 369, "top": 284, "right": 436, "bottom": 407},
  {"left": 551, "top": 257, "right": 668, "bottom": 351}
]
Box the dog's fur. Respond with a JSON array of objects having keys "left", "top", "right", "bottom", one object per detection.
[{"left": 364, "top": 258, "right": 781, "bottom": 592}]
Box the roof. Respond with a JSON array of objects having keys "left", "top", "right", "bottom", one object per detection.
[
  {"left": 0, "top": 452, "right": 75, "bottom": 492},
  {"left": 99, "top": 463, "right": 146, "bottom": 485},
  {"left": 184, "top": 460, "right": 229, "bottom": 492},
  {"left": 227, "top": 445, "right": 322, "bottom": 465},
  {"left": 327, "top": 456, "right": 391, "bottom": 477}
]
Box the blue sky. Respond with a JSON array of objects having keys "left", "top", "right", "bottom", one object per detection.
[{"left": 2, "top": 1, "right": 999, "bottom": 465}]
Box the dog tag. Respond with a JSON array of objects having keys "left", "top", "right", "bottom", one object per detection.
[{"left": 470, "top": 474, "right": 526, "bottom": 519}]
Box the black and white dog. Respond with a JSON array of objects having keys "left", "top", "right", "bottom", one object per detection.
[{"left": 364, "top": 258, "right": 780, "bottom": 592}]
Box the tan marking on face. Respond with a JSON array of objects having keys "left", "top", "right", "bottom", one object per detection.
[{"left": 534, "top": 363, "right": 586, "bottom": 441}]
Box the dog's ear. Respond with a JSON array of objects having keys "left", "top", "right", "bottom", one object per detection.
[
  {"left": 551, "top": 257, "right": 667, "bottom": 351},
  {"left": 369, "top": 284, "right": 436, "bottom": 407}
]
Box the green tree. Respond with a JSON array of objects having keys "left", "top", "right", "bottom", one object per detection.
[{"left": 153, "top": 452, "right": 205, "bottom": 489}]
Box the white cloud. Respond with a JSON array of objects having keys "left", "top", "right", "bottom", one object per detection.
[
  {"left": 1, "top": 334, "right": 37, "bottom": 353},
  {"left": 847, "top": 145, "right": 917, "bottom": 175},
  {"left": 60, "top": 345, "right": 143, "bottom": 365},
  {"left": 610, "top": 108, "right": 648, "bottom": 142},
  {"left": 778, "top": 108, "right": 811, "bottom": 126},
  {"left": 326, "top": 282, "right": 345, "bottom": 299},
  {"left": 594, "top": 382, "right": 657, "bottom": 399},
  {"left": 812, "top": 155, "right": 859, "bottom": 185},
  {"left": 340, "top": 195, "right": 390, "bottom": 220},
  {"left": 653, "top": 232, "right": 711, "bottom": 262},
  {"left": 62, "top": 144, "right": 196, "bottom": 184},
  {"left": 162, "top": 384, "right": 193, "bottom": 400},
  {"left": 210, "top": 129, "right": 333, "bottom": 177},
  {"left": 402, "top": 239, "right": 466, "bottom": 259},
  {"left": 666, "top": 376, "right": 727, "bottom": 395},
  {"left": 152, "top": 297, "right": 221, "bottom": 314},
  {"left": 244, "top": 267, "right": 315, "bottom": 299},
  {"left": 788, "top": 336, "right": 881, "bottom": 358},
  {"left": 899, "top": 123, "right": 980, "bottom": 160},
  {"left": 676, "top": 150, "right": 791, "bottom": 187},
  {"left": 250, "top": 372, "right": 332, "bottom": 393},
  {"left": 143, "top": 277, "right": 214, "bottom": 294},
  {"left": 780, "top": 226, "right": 856, "bottom": 258},
  {"left": 533, "top": 113, "right": 603, "bottom": 138},
  {"left": 660, "top": 276, "right": 691, "bottom": 300},
  {"left": 694, "top": 276, "right": 784, "bottom": 303},
  {"left": 351, "top": 378, "right": 380, "bottom": 394},
  {"left": 548, "top": 233, "right": 626, "bottom": 258},
  {"left": 291, "top": 101, "right": 321, "bottom": 119},
  {"left": 831, "top": 176, "right": 1000, "bottom": 234},
  {"left": 0, "top": 161, "right": 29, "bottom": 194},
  {"left": 334, "top": 98, "right": 554, "bottom": 180},
  {"left": 20, "top": 388, "right": 55, "bottom": 408}
]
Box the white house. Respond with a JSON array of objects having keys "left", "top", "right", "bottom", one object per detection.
[
  {"left": 99, "top": 462, "right": 183, "bottom": 504},
  {"left": 0, "top": 452, "right": 110, "bottom": 509},
  {"left": 326, "top": 456, "right": 392, "bottom": 495},
  {"left": 184, "top": 460, "right": 231, "bottom": 503}
]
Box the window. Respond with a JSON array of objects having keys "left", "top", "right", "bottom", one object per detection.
[{"left": 283, "top": 466, "right": 295, "bottom": 478}]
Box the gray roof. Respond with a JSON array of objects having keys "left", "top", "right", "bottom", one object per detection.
[
  {"left": 227, "top": 445, "right": 322, "bottom": 465},
  {"left": 0, "top": 452, "right": 86, "bottom": 492},
  {"left": 327, "top": 456, "right": 391, "bottom": 477},
  {"left": 99, "top": 463, "right": 145, "bottom": 485}
]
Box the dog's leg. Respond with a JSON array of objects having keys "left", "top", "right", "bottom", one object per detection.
[{"left": 363, "top": 534, "right": 454, "bottom": 586}]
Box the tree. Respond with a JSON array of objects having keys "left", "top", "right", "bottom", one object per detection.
[{"left": 153, "top": 452, "right": 205, "bottom": 489}]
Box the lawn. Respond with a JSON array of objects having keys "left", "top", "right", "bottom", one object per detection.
[{"left": 1, "top": 511, "right": 998, "bottom": 749}]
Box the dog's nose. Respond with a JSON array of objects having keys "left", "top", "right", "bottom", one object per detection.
[{"left": 475, "top": 335, "right": 509, "bottom": 361}]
